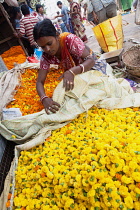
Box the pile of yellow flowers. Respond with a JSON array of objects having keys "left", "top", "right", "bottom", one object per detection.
[{"left": 14, "top": 107, "right": 140, "bottom": 210}]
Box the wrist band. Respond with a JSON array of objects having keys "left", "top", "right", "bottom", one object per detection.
[
  {"left": 40, "top": 95, "right": 48, "bottom": 102},
  {"left": 79, "top": 64, "right": 85, "bottom": 73},
  {"left": 69, "top": 69, "right": 75, "bottom": 76}
]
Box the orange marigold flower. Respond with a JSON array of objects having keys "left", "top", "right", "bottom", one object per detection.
[
  {"left": 115, "top": 173, "right": 122, "bottom": 181},
  {"left": 6, "top": 200, "right": 10, "bottom": 207},
  {"left": 8, "top": 193, "right": 12, "bottom": 200},
  {"left": 137, "top": 183, "right": 140, "bottom": 189},
  {"left": 41, "top": 172, "right": 46, "bottom": 178},
  {"left": 65, "top": 130, "right": 72, "bottom": 135}
]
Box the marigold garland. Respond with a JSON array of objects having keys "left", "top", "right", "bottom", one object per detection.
[
  {"left": 1, "top": 46, "right": 26, "bottom": 70},
  {"left": 13, "top": 107, "right": 140, "bottom": 210}
]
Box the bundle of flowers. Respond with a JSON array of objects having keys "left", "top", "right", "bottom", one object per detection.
[
  {"left": 13, "top": 107, "right": 140, "bottom": 210},
  {"left": 1, "top": 46, "right": 26, "bottom": 70}
]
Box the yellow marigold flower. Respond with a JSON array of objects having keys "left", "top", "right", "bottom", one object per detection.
[
  {"left": 134, "top": 201, "right": 140, "bottom": 210},
  {"left": 124, "top": 195, "right": 134, "bottom": 209}
]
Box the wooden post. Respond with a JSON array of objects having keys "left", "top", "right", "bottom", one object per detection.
[{"left": 0, "top": 3, "right": 28, "bottom": 56}]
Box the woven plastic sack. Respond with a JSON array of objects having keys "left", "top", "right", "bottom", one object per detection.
[
  {"left": 135, "top": 0, "right": 140, "bottom": 25},
  {"left": 93, "top": 15, "right": 123, "bottom": 52}
]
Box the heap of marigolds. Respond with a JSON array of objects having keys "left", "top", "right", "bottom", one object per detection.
[{"left": 2, "top": 47, "right": 140, "bottom": 210}]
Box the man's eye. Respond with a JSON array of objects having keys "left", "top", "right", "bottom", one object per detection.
[{"left": 47, "top": 42, "right": 52, "bottom": 46}]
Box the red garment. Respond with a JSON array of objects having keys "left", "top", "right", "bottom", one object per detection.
[{"left": 40, "top": 33, "right": 85, "bottom": 71}]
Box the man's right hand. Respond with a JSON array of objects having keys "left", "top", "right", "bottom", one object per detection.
[{"left": 42, "top": 97, "right": 60, "bottom": 114}]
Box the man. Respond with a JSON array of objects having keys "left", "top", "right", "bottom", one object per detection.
[
  {"left": 57, "top": 1, "right": 70, "bottom": 32},
  {"left": 20, "top": 4, "right": 38, "bottom": 54},
  {"left": 36, "top": 4, "right": 48, "bottom": 21},
  {"left": 35, "top": 4, "right": 58, "bottom": 22},
  {"left": 91, "top": 0, "right": 117, "bottom": 24}
]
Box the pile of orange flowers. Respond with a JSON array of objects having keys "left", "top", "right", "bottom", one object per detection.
[
  {"left": 7, "top": 68, "right": 63, "bottom": 115},
  {"left": 1, "top": 45, "right": 63, "bottom": 115},
  {"left": 1, "top": 46, "right": 26, "bottom": 69}
]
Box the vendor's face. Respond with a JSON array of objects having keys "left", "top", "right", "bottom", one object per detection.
[{"left": 37, "top": 36, "right": 60, "bottom": 56}]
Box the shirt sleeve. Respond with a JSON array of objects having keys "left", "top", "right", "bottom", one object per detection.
[
  {"left": 66, "top": 34, "right": 85, "bottom": 57},
  {"left": 64, "top": 7, "right": 69, "bottom": 24},
  {"left": 40, "top": 56, "right": 50, "bottom": 71},
  {"left": 19, "top": 19, "right": 25, "bottom": 36}
]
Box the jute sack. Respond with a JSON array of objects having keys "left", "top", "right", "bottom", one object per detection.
[
  {"left": 0, "top": 62, "right": 40, "bottom": 120},
  {"left": 1, "top": 70, "right": 140, "bottom": 209}
]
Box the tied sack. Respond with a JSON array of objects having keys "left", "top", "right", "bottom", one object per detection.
[{"left": 93, "top": 15, "right": 123, "bottom": 52}]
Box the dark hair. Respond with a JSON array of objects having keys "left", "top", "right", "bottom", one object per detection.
[
  {"left": 33, "top": 19, "right": 57, "bottom": 41},
  {"left": 21, "top": 4, "right": 30, "bottom": 16},
  {"left": 57, "top": 1, "right": 62, "bottom": 6},
  {"left": 11, "top": 6, "right": 20, "bottom": 19},
  {"left": 36, "top": 4, "right": 43, "bottom": 12}
]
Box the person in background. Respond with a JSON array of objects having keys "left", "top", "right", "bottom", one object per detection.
[
  {"left": 91, "top": 0, "right": 117, "bottom": 24},
  {"left": 67, "top": 0, "right": 87, "bottom": 42},
  {"left": 35, "top": 4, "right": 59, "bottom": 21},
  {"left": 56, "top": 10, "right": 69, "bottom": 32},
  {"left": 19, "top": 4, "right": 39, "bottom": 55},
  {"left": 57, "top": 1, "right": 70, "bottom": 32},
  {"left": 133, "top": 0, "right": 138, "bottom": 9},
  {"left": 36, "top": 4, "right": 48, "bottom": 21},
  {"left": 81, "top": 0, "right": 96, "bottom": 26},
  {"left": 11, "top": 6, "right": 22, "bottom": 30},
  {"left": 11, "top": 6, "right": 35, "bottom": 56}
]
